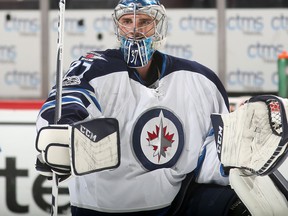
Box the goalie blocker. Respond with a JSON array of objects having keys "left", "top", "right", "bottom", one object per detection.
[{"left": 35, "top": 118, "right": 120, "bottom": 178}]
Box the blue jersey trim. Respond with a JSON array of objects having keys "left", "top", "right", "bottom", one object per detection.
[
  {"left": 220, "top": 164, "right": 229, "bottom": 177},
  {"left": 194, "top": 146, "right": 207, "bottom": 177},
  {"left": 40, "top": 87, "right": 102, "bottom": 114},
  {"left": 63, "top": 87, "right": 102, "bottom": 112}
]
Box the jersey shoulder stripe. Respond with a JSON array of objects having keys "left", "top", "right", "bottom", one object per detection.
[{"left": 79, "top": 49, "right": 127, "bottom": 80}]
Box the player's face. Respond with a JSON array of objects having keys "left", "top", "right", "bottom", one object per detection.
[{"left": 118, "top": 13, "right": 155, "bottom": 39}]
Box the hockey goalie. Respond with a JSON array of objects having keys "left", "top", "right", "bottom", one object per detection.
[{"left": 211, "top": 95, "right": 288, "bottom": 216}]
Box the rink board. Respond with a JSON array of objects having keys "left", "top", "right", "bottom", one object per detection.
[
  {"left": 0, "top": 101, "right": 70, "bottom": 216},
  {"left": 0, "top": 99, "right": 287, "bottom": 215}
]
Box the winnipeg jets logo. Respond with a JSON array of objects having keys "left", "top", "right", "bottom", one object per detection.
[
  {"left": 132, "top": 108, "right": 184, "bottom": 171},
  {"left": 147, "top": 114, "right": 174, "bottom": 162}
]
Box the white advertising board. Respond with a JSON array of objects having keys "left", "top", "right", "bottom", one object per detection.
[
  {"left": 48, "top": 9, "right": 288, "bottom": 93},
  {"left": 48, "top": 9, "right": 218, "bottom": 88},
  {"left": 0, "top": 9, "right": 287, "bottom": 98},
  {"left": 226, "top": 9, "right": 288, "bottom": 92},
  {"left": 0, "top": 11, "right": 41, "bottom": 98},
  {"left": 0, "top": 108, "right": 70, "bottom": 216}
]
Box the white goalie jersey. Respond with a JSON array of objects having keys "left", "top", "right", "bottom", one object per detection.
[{"left": 36, "top": 49, "right": 229, "bottom": 212}]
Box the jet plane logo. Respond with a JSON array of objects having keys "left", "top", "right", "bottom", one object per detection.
[
  {"left": 146, "top": 115, "right": 175, "bottom": 163},
  {"left": 132, "top": 108, "right": 184, "bottom": 170}
]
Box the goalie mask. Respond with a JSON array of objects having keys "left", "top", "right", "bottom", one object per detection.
[{"left": 112, "top": 0, "right": 168, "bottom": 68}]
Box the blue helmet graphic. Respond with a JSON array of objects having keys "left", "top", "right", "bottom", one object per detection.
[{"left": 117, "top": 0, "right": 161, "bottom": 7}]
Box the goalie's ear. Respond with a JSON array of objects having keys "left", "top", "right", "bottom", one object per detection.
[{"left": 211, "top": 114, "right": 224, "bottom": 161}]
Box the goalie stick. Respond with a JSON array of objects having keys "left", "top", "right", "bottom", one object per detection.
[
  {"left": 51, "top": 0, "right": 65, "bottom": 216},
  {"left": 270, "top": 170, "right": 288, "bottom": 200}
]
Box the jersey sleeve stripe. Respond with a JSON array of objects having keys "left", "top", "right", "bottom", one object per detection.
[{"left": 47, "top": 87, "right": 102, "bottom": 112}]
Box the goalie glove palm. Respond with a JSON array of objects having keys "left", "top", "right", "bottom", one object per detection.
[{"left": 211, "top": 95, "right": 288, "bottom": 175}]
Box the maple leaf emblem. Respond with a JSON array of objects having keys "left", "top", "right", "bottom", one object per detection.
[{"left": 146, "top": 118, "right": 174, "bottom": 163}]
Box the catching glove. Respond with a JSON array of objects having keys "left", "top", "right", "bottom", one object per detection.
[{"left": 211, "top": 95, "right": 288, "bottom": 176}]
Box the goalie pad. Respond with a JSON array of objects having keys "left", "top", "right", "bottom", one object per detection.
[
  {"left": 230, "top": 168, "right": 288, "bottom": 216},
  {"left": 35, "top": 118, "right": 121, "bottom": 176},
  {"left": 211, "top": 95, "right": 288, "bottom": 176}
]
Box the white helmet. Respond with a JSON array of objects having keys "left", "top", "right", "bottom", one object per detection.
[{"left": 112, "top": 0, "right": 168, "bottom": 68}]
